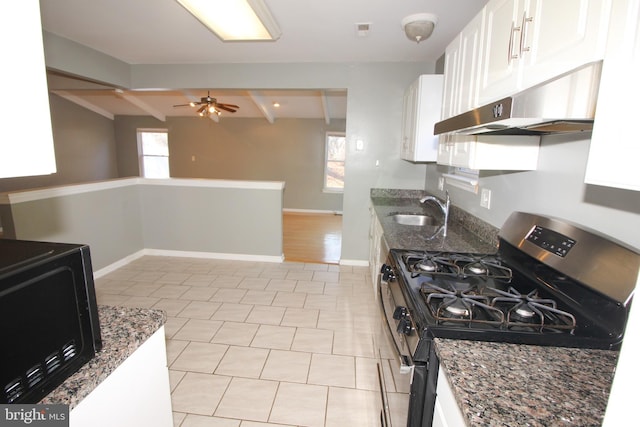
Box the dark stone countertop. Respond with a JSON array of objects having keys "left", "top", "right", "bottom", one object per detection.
[
  {"left": 370, "top": 188, "right": 498, "bottom": 253},
  {"left": 434, "top": 339, "right": 618, "bottom": 427},
  {"left": 40, "top": 305, "right": 166, "bottom": 409}
]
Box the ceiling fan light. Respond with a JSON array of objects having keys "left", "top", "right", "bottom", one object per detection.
[
  {"left": 189, "top": 101, "right": 196, "bottom": 107},
  {"left": 174, "top": 0, "right": 281, "bottom": 41},
  {"left": 401, "top": 13, "right": 438, "bottom": 43},
  {"left": 208, "top": 105, "right": 216, "bottom": 113}
]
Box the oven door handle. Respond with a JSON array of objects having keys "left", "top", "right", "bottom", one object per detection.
[{"left": 379, "top": 277, "right": 415, "bottom": 373}]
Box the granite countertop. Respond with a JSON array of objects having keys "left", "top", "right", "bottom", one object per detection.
[
  {"left": 370, "top": 189, "right": 498, "bottom": 253},
  {"left": 40, "top": 305, "right": 166, "bottom": 409},
  {"left": 434, "top": 339, "right": 618, "bottom": 427}
]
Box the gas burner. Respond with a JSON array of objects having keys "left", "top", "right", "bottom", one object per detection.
[
  {"left": 443, "top": 298, "right": 470, "bottom": 318},
  {"left": 465, "top": 262, "right": 488, "bottom": 275},
  {"left": 403, "top": 253, "right": 460, "bottom": 278},
  {"left": 454, "top": 254, "right": 513, "bottom": 281},
  {"left": 415, "top": 259, "right": 439, "bottom": 273},
  {"left": 490, "top": 287, "right": 577, "bottom": 332},
  {"left": 514, "top": 305, "right": 536, "bottom": 319}
]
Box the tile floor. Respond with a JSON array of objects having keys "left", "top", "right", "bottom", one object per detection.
[{"left": 95, "top": 256, "right": 384, "bottom": 427}]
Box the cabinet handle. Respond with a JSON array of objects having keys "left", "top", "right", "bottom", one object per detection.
[
  {"left": 519, "top": 12, "right": 533, "bottom": 57},
  {"left": 508, "top": 20, "right": 522, "bottom": 64}
]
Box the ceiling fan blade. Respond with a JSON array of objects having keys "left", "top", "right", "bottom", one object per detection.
[
  {"left": 217, "top": 103, "right": 239, "bottom": 109},
  {"left": 216, "top": 105, "right": 238, "bottom": 113},
  {"left": 173, "top": 102, "right": 202, "bottom": 107}
]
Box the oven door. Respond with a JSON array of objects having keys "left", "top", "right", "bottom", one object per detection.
[{"left": 375, "top": 259, "right": 415, "bottom": 426}]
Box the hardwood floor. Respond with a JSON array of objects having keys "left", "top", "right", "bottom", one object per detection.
[{"left": 283, "top": 212, "right": 342, "bottom": 264}]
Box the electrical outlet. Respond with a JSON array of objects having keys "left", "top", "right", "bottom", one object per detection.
[
  {"left": 480, "top": 188, "right": 492, "bottom": 209},
  {"left": 438, "top": 177, "right": 445, "bottom": 191}
]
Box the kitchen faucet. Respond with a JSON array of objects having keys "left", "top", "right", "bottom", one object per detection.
[{"left": 420, "top": 190, "right": 450, "bottom": 237}]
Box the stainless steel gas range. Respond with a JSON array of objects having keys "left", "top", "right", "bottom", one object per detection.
[{"left": 376, "top": 211, "right": 640, "bottom": 427}]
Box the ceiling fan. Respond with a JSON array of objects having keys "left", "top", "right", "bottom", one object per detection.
[{"left": 173, "top": 91, "right": 239, "bottom": 117}]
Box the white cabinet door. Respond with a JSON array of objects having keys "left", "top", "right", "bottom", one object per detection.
[
  {"left": 0, "top": 0, "right": 56, "bottom": 179},
  {"left": 433, "top": 366, "right": 467, "bottom": 427},
  {"left": 439, "top": 134, "right": 539, "bottom": 171},
  {"left": 441, "top": 34, "right": 462, "bottom": 120},
  {"left": 521, "top": 0, "right": 611, "bottom": 89},
  {"left": 585, "top": 0, "right": 640, "bottom": 190},
  {"left": 401, "top": 75, "right": 444, "bottom": 162},
  {"left": 479, "top": 0, "right": 524, "bottom": 103},
  {"left": 400, "top": 81, "right": 418, "bottom": 159},
  {"left": 441, "top": 8, "right": 486, "bottom": 120},
  {"left": 457, "top": 10, "right": 486, "bottom": 115},
  {"left": 479, "top": 0, "right": 611, "bottom": 105},
  {"left": 369, "top": 207, "right": 384, "bottom": 291}
]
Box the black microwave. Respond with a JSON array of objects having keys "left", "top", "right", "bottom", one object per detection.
[{"left": 0, "top": 239, "right": 102, "bottom": 404}]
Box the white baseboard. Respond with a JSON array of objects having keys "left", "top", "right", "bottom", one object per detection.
[
  {"left": 339, "top": 259, "right": 369, "bottom": 267},
  {"left": 93, "top": 250, "right": 146, "bottom": 278},
  {"left": 94, "top": 249, "right": 284, "bottom": 278},
  {"left": 283, "top": 208, "right": 343, "bottom": 215}
]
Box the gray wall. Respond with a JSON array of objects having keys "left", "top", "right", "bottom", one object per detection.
[
  {"left": 139, "top": 183, "right": 283, "bottom": 256},
  {"left": 6, "top": 184, "right": 144, "bottom": 269},
  {"left": 4, "top": 179, "right": 284, "bottom": 270},
  {"left": 115, "top": 116, "right": 345, "bottom": 212},
  {"left": 0, "top": 94, "right": 119, "bottom": 193},
  {"left": 425, "top": 133, "right": 640, "bottom": 250}
]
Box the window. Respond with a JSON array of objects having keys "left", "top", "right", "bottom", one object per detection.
[
  {"left": 324, "top": 132, "right": 346, "bottom": 192},
  {"left": 138, "top": 129, "right": 169, "bottom": 178}
]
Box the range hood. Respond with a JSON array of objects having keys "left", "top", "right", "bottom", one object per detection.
[{"left": 434, "top": 62, "right": 602, "bottom": 136}]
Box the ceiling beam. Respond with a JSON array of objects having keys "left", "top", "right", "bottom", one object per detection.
[
  {"left": 320, "top": 90, "right": 330, "bottom": 125},
  {"left": 114, "top": 89, "right": 166, "bottom": 122},
  {"left": 248, "top": 91, "right": 274, "bottom": 124},
  {"left": 52, "top": 90, "right": 115, "bottom": 120}
]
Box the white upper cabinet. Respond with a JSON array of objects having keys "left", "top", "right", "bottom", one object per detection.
[
  {"left": 479, "top": 0, "right": 611, "bottom": 104},
  {"left": 400, "top": 75, "right": 444, "bottom": 162},
  {"left": 0, "top": 0, "right": 56, "bottom": 179},
  {"left": 585, "top": 0, "right": 640, "bottom": 191},
  {"left": 441, "top": 9, "right": 486, "bottom": 119}
]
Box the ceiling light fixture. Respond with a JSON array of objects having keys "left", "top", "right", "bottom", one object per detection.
[
  {"left": 174, "top": 0, "right": 281, "bottom": 41},
  {"left": 402, "top": 13, "right": 438, "bottom": 43}
]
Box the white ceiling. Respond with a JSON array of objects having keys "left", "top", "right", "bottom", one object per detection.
[{"left": 40, "top": 0, "right": 488, "bottom": 121}]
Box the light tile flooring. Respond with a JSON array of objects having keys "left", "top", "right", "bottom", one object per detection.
[{"left": 95, "top": 256, "right": 383, "bottom": 427}]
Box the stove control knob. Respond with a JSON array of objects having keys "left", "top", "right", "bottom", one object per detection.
[
  {"left": 393, "top": 306, "right": 408, "bottom": 320},
  {"left": 397, "top": 318, "right": 412, "bottom": 335},
  {"left": 380, "top": 264, "right": 395, "bottom": 281}
]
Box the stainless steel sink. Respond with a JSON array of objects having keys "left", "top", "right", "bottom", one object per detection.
[{"left": 389, "top": 213, "right": 437, "bottom": 226}]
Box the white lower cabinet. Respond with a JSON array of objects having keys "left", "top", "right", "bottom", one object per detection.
[
  {"left": 70, "top": 328, "right": 173, "bottom": 427},
  {"left": 369, "top": 207, "right": 385, "bottom": 293},
  {"left": 433, "top": 366, "right": 467, "bottom": 427},
  {"left": 438, "top": 133, "right": 540, "bottom": 170}
]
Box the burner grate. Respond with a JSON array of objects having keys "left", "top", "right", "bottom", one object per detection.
[
  {"left": 420, "top": 282, "right": 577, "bottom": 333},
  {"left": 403, "top": 252, "right": 512, "bottom": 281}
]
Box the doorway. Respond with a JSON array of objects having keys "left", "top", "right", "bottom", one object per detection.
[{"left": 283, "top": 212, "right": 342, "bottom": 264}]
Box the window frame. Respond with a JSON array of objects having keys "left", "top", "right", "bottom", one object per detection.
[
  {"left": 323, "top": 131, "right": 346, "bottom": 193},
  {"left": 137, "top": 128, "right": 170, "bottom": 179}
]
